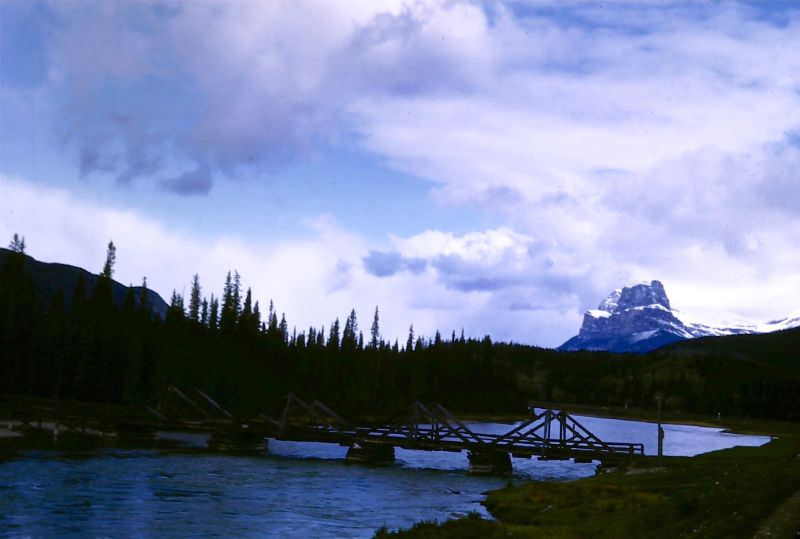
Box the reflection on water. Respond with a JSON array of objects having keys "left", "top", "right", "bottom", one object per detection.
[{"left": 0, "top": 416, "right": 770, "bottom": 538}]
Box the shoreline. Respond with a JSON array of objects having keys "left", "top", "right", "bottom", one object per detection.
[
  {"left": 458, "top": 401, "right": 791, "bottom": 439},
  {"left": 2, "top": 400, "right": 796, "bottom": 537},
  {"left": 378, "top": 416, "right": 800, "bottom": 538}
]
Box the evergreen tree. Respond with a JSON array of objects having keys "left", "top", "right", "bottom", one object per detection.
[
  {"left": 166, "top": 291, "right": 185, "bottom": 323},
  {"left": 406, "top": 324, "right": 414, "bottom": 353},
  {"left": 328, "top": 318, "right": 340, "bottom": 350},
  {"left": 241, "top": 288, "right": 254, "bottom": 331},
  {"left": 267, "top": 300, "right": 278, "bottom": 335},
  {"left": 316, "top": 326, "right": 326, "bottom": 347},
  {"left": 252, "top": 301, "right": 262, "bottom": 333},
  {"left": 139, "top": 277, "right": 150, "bottom": 312},
  {"left": 342, "top": 309, "right": 358, "bottom": 350},
  {"left": 370, "top": 306, "right": 380, "bottom": 348},
  {"left": 279, "top": 314, "right": 288, "bottom": 343},
  {"left": 308, "top": 326, "right": 317, "bottom": 347},
  {"left": 0, "top": 238, "right": 40, "bottom": 393},
  {"left": 93, "top": 241, "right": 116, "bottom": 310},
  {"left": 201, "top": 298, "right": 209, "bottom": 326},
  {"left": 220, "top": 271, "right": 242, "bottom": 333},
  {"left": 232, "top": 271, "right": 242, "bottom": 317},
  {"left": 209, "top": 294, "right": 219, "bottom": 331},
  {"left": 188, "top": 274, "right": 202, "bottom": 322},
  {"left": 8, "top": 233, "right": 25, "bottom": 253},
  {"left": 101, "top": 241, "right": 116, "bottom": 279}
]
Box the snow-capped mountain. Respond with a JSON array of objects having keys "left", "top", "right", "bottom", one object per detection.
[{"left": 558, "top": 280, "right": 800, "bottom": 353}]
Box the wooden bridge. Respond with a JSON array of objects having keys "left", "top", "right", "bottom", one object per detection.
[
  {"left": 258, "top": 394, "right": 644, "bottom": 474},
  {"left": 151, "top": 389, "right": 645, "bottom": 474},
  {"left": 1, "top": 389, "right": 645, "bottom": 474}
]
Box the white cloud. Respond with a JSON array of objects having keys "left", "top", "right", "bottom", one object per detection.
[
  {"left": 346, "top": 1, "right": 800, "bottom": 329},
  {"left": 0, "top": 175, "right": 365, "bottom": 333},
  {"left": 1, "top": 174, "right": 587, "bottom": 345},
  {"left": 6, "top": 1, "right": 800, "bottom": 344}
]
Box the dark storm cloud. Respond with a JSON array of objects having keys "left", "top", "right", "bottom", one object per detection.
[
  {"left": 26, "top": 1, "right": 486, "bottom": 195},
  {"left": 159, "top": 165, "right": 213, "bottom": 195},
  {"left": 363, "top": 250, "right": 427, "bottom": 277}
]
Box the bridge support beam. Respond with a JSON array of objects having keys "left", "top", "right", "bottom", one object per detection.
[
  {"left": 468, "top": 451, "right": 512, "bottom": 475},
  {"left": 208, "top": 424, "right": 268, "bottom": 454},
  {"left": 345, "top": 442, "right": 395, "bottom": 465}
]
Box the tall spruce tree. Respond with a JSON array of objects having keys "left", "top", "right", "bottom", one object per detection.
[
  {"left": 93, "top": 241, "right": 116, "bottom": 310},
  {"left": 279, "top": 314, "right": 288, "bottom": 342},
  {"left": 342, "top": 309, "right": 358, "bottom": 350},
  {"left": 188, "top": 274, "right": 201, "bottom": 322},
  {"left": 241, "top": 288, "right": 253, "bottom": 329},
  {"left": 101, "top": 241, "right": 116, "bottom": 279},
  {"left": 370, "top": 306, "right": 380, "bottom": 348},
  {"left": 406, "top": 324, "right": 414, "bottom": 353},
  {"left": 200, "top": 298, "right": 209, "bottom": 326},
  {"left": 209, "top": 294, "right": 219, "bottom": 331},
  {"left": 220, "top": 271, "right": 242, "bottom": 333},
  {"left": 328, "top": 318, "right": 340, "bottom": 350}
]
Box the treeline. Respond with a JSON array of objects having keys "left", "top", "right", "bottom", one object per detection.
[{"left": 0, "top": 236, "right": 798, "bottom": 420}]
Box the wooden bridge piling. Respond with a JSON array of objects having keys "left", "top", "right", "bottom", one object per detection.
[
  {"left": 468, "top": 450, "right": 512, "bottom": 475},
  {"left": 345, "top": 442, "right": 395, "bottom": 465}
]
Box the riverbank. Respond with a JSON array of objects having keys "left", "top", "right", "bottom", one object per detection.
[
  {"left": 459, "top": 400, "right": 737, "bottom": 429},
  {"left": 375, "top": 416, "right": 800, "bottom": 538}
]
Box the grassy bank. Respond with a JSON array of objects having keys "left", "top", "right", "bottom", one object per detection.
[{"left": 376, "top": 417, "right": 800, "bottom": 539}]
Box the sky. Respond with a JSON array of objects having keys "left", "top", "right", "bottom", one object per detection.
[{"left": 2, "top": 0, "right": 800, "bottom": 347}]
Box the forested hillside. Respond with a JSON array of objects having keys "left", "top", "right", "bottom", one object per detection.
[{"left": 0, "top": 239, "right": 797, "bottom": 420}]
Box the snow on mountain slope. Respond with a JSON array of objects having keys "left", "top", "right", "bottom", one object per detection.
[{"left": 558, "top": 280, "right": 800, "bottom": 353}]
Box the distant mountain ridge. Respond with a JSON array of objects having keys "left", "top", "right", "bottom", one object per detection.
[
  {"left": 558, "top": 280, "right": 800, "bottom": 353},
  {"left": 0, "top": 248, "right": 168, "bottom": 317}
]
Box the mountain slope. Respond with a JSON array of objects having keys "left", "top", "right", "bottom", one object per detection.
[
  {"left": 558, "top": 280, "right": 800, "bottom": 353},
  {"left": 0, "top": 248, "right": 168, "bottom": 317},
  {"left": 559, "top": 280, "right": 692, "bottom": 353}
]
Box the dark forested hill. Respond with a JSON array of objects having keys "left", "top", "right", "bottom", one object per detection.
[
  {"left": 0, "top": 248, "right": 167, "bottom": 317},
  {"left": 657, "top": 326, "right": 800, "bottom": 367},
  {"left": 0, "top": 245, "right": 797, "bottom": 421}
]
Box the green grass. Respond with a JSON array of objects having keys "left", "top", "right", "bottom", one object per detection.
[{"left": 378, "top": 420, "right": 800, "bottom": 538}]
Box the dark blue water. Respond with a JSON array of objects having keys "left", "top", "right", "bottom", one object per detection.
[{"left": 0, "top": 417, "right": 769, "bottom": 538}]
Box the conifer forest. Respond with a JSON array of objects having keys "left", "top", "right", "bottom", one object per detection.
[{"left": 1, "top": 239, "right": 797, "bottom": 421}]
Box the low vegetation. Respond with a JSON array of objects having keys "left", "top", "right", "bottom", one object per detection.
[
  {"left": 2, "top": 238, "right": 799, "bottom": 538},
  {"left": 377, "top": 418, "right": 800, "bottom": 538},
  {"left": 1, "top": 242, "right": 798, "bottom": 422}
]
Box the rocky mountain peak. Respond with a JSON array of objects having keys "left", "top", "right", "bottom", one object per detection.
[
  {"left": 559, "top": 280, "right": 687, "bottom": 353},
  {"left": 614, "top": 280, "right": 670, "bottom": 312},
  {"left": 559, "top": 279, "right": 800, "bottom": 353}
]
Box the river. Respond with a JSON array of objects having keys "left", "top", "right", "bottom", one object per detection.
[{"left": 0, "top": 414, "right": 770, "bottom": 538}]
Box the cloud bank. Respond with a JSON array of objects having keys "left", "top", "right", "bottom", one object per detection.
[
  {"left": 0, "top": 176, "right": 578, "bottom": 345},
  {"left": 3, "top": 1, "right": 800, "bottom": 343}
]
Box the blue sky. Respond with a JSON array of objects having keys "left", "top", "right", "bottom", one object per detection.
[{"left": 3, "top": 0, "right": 800, "bottom": 346}]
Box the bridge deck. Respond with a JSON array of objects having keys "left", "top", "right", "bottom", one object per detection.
[
  {"left": 150, "top": 389, "right": 645, "bottom": 471},
  {"left": 268, "top": 396, "right": 645, "bottom": 462}
]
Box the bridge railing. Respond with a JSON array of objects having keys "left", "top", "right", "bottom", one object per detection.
[{"left": 260, "top": 394, "right": 645, "bottom": 458}]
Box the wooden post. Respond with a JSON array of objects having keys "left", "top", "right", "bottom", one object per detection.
[{"left": 657, "top": 395, "right": 664, "bottom": 460}]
